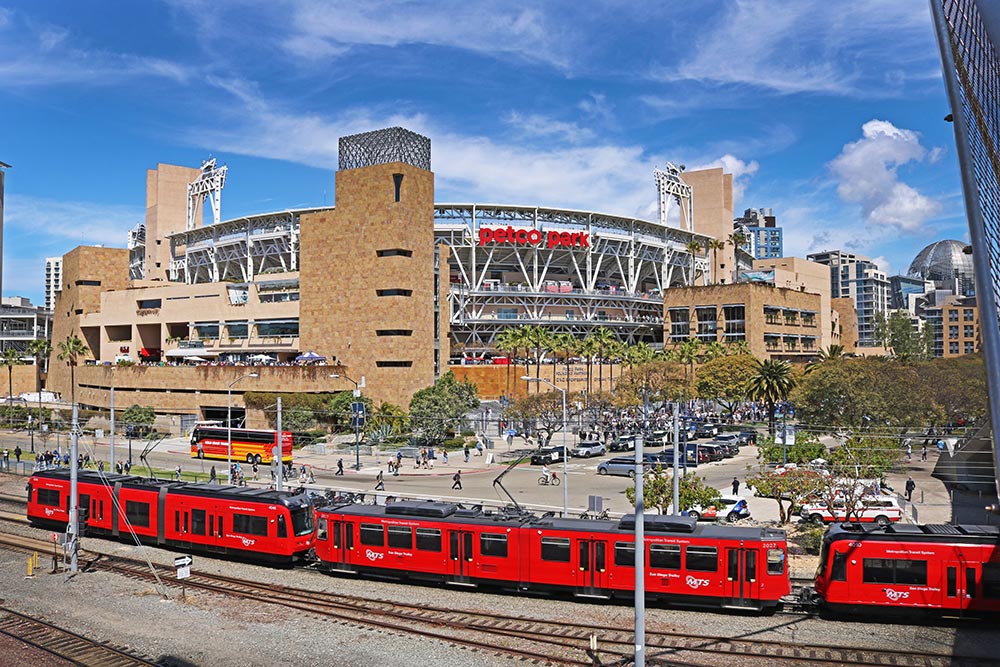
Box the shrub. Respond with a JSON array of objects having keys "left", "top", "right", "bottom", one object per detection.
[{"left": 794, "top": 526, "right": 826, "bottom": 555}]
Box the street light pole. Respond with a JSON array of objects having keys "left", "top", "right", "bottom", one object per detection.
[
  {"left": 523, "top": 376, "right": 568, "bottom": 516},
  {"left": 227, "top": 373, "right": 258, "bottom": 485},
  {"left": 330, "top": 373, "right": 364, "bottom": 470}
]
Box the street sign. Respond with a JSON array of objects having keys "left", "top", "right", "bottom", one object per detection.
[
  {"left": 351, "top": 401, "right": 366, "bottom": 428},
  {"left": 177, "top": 566, "right": 191, "bottom": 580},
  {"left": 173, "top": 555, "right": 193, "bottom": 568}
]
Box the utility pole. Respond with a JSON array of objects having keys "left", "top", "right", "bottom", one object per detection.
[
  {"left": 109, "top": 386, "right": 115, "bottom": 472},
  {"left": 672, "top": 401, "right": 680, "bottom": 514},
  {"left": 275, "top": 396, "right": 282, "bottom": 492},
  {"left": 633, "top": 428, "right": 645, "bottom": 666},
  {"left": 66, "top": 403, "right": 79, "bottom": 577}
]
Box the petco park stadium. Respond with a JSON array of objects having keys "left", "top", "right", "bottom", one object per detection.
[{"left": 49, "top": 127, "right": 730, "bottom": 412}]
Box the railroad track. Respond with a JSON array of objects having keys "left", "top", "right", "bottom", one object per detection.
[
  {"left": 1, "top": 532, "right": 996, "bottom": 666},
  {"left": 0, "top": 605, "right": 160, "bottom": 666}
]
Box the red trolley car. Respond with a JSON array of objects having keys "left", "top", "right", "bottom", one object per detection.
[
  {"left": 814, "top": 522, "right": 1000, "bottom": 615},
  {"left": 314, "top": 501, "right": 790, "bottom": 611},
  {"left": 26, "top": 469, "right": 314, "bottom": 565}
]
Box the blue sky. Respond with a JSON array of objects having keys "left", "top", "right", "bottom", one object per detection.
[{"left": 0, "top": 1, "right": 967, "bottom": 305}]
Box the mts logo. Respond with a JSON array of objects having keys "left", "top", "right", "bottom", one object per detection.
[{"left": 479, "top": 227, "right": 590, "bottom": 249}]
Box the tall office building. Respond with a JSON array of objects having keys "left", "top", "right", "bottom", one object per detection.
[
  {"left": 44, "top": 257, "right": 62, "bottom": 311},
  {"left": 932, "top": 0, "right": 1000, "bottom": 492},
  {"left": 735, "top": 208, "right": 783, "bottom": 259},
  {"left": 807, "top": 250, "right": 889, "bottom": 347}
]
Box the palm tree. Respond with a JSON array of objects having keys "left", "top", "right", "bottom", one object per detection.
[
  {"left": 578, "top": 336, "right": 599, "bottom": 394},
  {"left": 28, "top": 338, "right": 52, "bottom": 430},
  {"left": 805, "top": 344, "right": 846, "bottom": 374},
  {"left": 745, "top": 358, "right": 796, "bottom": 437},
  {"left": 726, "top": 340, "right": 751, "bottom": 356},
  {"left": 551, "top": 333, "right": 578, "bottom": 390},
  {"left": 0, "top": 348, "right": 21, "bottom": 428},
  {"left": 495, "top": 329, "right": 521, "bottom": 399},
  {"left": 728, "top": 231, "right": 748, "bottom": 253},
  {"left": 588, "top": 327, "right": 616, "bottom": 392},
  {"left": 625, "top": 342, "right": 656, "bottom": 368},
  {"left": 706, "top": 238, "right": 726, "bottom": 284},
  {"left": 676, "top": 336, "right": 702, "bottom": 383},
  {"left": 702, "top": 340, "right": 727, "bottom": 362},
  {"left": 685, "top": 240, "right": 703, "bottom": 286},
  {"left": 522, "top": 325, "right": 553, "bottom": 390},
  {"left": 57, "top": 336, "right": 90, "bottom": 409},
  {"left": 606, "top": 339, "right": 628, "bottom": 389}
]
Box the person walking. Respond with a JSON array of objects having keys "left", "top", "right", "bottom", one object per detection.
[
  {"left": 905, "top": 477, "right": 916, "bottom": 502},
  {"left": 921, "top": 444, "right": 928, "bottom": 462},
  {"left": 906, "top": 443, "right": 912, "bottom": 462},
  {"left": 732, "top": 477, "right": 740, "bottom": 495},
  {"left": 335, "top": 458, "right": 344, "bottom": 476},
  {"left": 374, "top": 470, "right": 385, "bottom": 491},
  {"left": 209, "top": 466, "right": 217, "bottom": 484},
  {"left": 452, "top": 470, "right": 462, "bottom": 490},
  {"left": 13, "top": 445, "right": 21, "bottom": 464},
  {"left": 175, "top": 465, "right": 182, "bottom": 481},
  {"left": 442, "top": 450, "right": 449, "bottom": 465},
  {"left": 463, "top": 444, "right": 470, "bottom": 463}
]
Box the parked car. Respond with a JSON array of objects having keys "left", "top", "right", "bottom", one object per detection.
[
  {"left": 687, "top": 495, "right": 751, "bottom": 522},
  {"left": 610, "top": 434, "right": 637, "bottom": 452},
  {"left": 799, "top": 496, "right": 903, "bottom": 527},
  {"left": 571, "top": 440, "right": 606, "bottom": 458},
  {"left": 596, "top": 456, "right": 652, "bottom": 477},
  {"left": 644, "top": 450, "right": 685, "bottom": 468},
  {"left": 737, "top": 429, "right": 759, "bottom": 446},
  {"left": 694, "top": 422, "right": 719, "bottom": 439},
  {"left": 530, "top": 446, "right": 565, "bottom": 465},
  {"left": 697, "top": 443, "right": 726, "bottom": 462}
]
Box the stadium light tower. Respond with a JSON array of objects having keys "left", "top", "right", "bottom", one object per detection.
[{"left": 654, "top": 162, "right": 693, "bottom": 231}]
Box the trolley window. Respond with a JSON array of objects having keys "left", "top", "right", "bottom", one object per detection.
[
  {"left": 830, "top": 552, "right": 847, "bottom": 582},
  {"left": 415, "top": 528, "right": 441, "bottom": 552},
  {"left": 37, "top": 488, "right": 60, "bottom": 507},
  {"left": 233, "top": 513, "right": 268, "bottom": 537},
  {"left": 540, "top": 537, "right": 571, "bottom": 563},
  {"left": 192, "top": 509, "right": 206, "bottom": 535},
  {"left": 387, "top": 526, "right": 413, "bottom": 549},
  {"left": 649, "top": 544, "right": 681, "bottom": 570},
  {"left": 480, "top": 533, "right": 508, "bottom": 558},
  {"left": 767, "top": 548, "right": 785, "bottom": 575},
  {"left": 984, "top": 564, "right": 1000, "bottom": 599},
  {"left": 360, "top": 523, "right": 384, "bottom": 547},
  {"left": 124, "top": 500, "right": 150, "bottom": 528},
  {"left": 614, "top": 541, "right": 635, "bottom": 567},
  {"left": 316, "top": 518, "right": 328, "bottom": 541},
  {"left": 863, "top": 558, "right": 927, "bottom": 585},
  {"left": 685, "top": 546, "right": 718, "bottom": 572},
  {"left": 291, "top": 508, "right": 314, "bottom": 536}
]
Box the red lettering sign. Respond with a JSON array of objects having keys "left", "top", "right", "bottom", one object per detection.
[{"left": 478, "top": 226, "right": 589, "bottom": 249}]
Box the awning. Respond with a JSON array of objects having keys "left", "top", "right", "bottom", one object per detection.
[{"left": 165, "top": 348, "right": 219, "bottom": 358}]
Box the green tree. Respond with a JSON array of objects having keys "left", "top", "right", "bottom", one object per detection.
[
  {"left": 0, "top": 348, "right": 21, "bottom": 428},
  {"left": 685, "top": 240, "right": 703, "bottom": 286},
  {"left": 696, "top": 354, "right": 758, "bottom": 418},
  {"left": 578, "top": 335, "right": 599, "bottom": 394},
  {"left": 911, "top": 355, "right": 988, "bottom": 425},
  {"left": 494, "top": 328, "right": 522, "bottom": 399},
  {"left": 706, "top": 238, "right": 726, "bottom": 284},
  {"left": 505, "top": 390, "right": 584, "bottom": 445},
  {"left": 746, "top": 467, "right": 827, "bottom": 524},
  {"left": 27, "top": 338, "right": 52, "bottom": 425},
  {"left": 745, "top": 358, "right": 795, "bottom": 437},
  {"left": 408, "top": 371, "right": 480, "bottom": 444},
  {"left": 624, "top": 342, "right": 657, "bottom": 368},
  {"left": 551, "top": 333, "right": 579, "bottom": 391},
  {"left": 812, "top": 435, "right": 902, "bottom": 522},
  {"left": 521, "top": 325, "right": 553, "bottom": 389},
  {"left": 873, "top": 311, "right": 932, "bottom": 360},
  {"left": 804, "top": 344, "right": 845, "bottom": 374},
  {"left": 614, "top": 360, "right": 692, "bottom": 407},
  {"left": 121, "top": 404, "right": 155, "bottom": 434},
  {"left": 675, "top": 336, "right": 702, "bottom": 383},
  {"left": 755, "top": 430, "right": 827, "bottom": 465},
  {"left": 587, "top": 327, "right": 616, "bottom": 392},
  {"left": 57, "top": 335, "right": 90, "bottom": 408},
  {"left": 625, "top": 470, "right": 722, "bottom": 516}
]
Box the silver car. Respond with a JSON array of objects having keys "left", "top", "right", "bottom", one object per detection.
[
  {"left": 597, "top": 456, "right": 652, "bottom": 477},
  {"left": 572, "top": 440, "right": 606, "bottom": 458}
]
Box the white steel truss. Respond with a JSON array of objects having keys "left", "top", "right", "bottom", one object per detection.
[
  {"left": 128, "top": 222, "right": 146, "bottom": 280},
  {"left": 186, "top": 158, "right": 228, "bottom": 231},
  {"left": 654, "top": 162, "right": 693, "bottom": 232}
]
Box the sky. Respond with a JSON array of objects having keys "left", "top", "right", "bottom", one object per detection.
[{"left": 0, "top": 1, "right": 968, "bottom": 306}]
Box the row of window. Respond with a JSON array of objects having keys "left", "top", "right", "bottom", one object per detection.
[{"left": 828, "top": 554, "right": 1000, "bottom": 598}]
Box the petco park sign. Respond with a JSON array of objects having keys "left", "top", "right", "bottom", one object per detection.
[{"left": 478, "top": 226, "right": 590, "bottom": 249}]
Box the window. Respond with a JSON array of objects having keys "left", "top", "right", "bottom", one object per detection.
[
  {"left": 192, "top": 509, "right": 206, "bottom": 535},
  {"left": 862, "top": 558, "right": 927, "bottom": 585},
  {"left": 949, "top": 310, "right": 960, "bottom": 322},
  {"left": 387, "top": 526, "right": 413, "bottom": 549},
  {"left": 480, "top": 533, "right": 508, "bottom": 558},
  {"left": 649, "top": 544, "right": 681, "bottom": 570},
  {"left": 540, "top": 537, "right": 571, "bottom": 562},
  {"left": 75, "top": 280, "right": 101, "bottom": 286},
  {"left": 137, "top": 299, "right": 162, "bottom": 309},
  {"left": 983, "top": 563, "right": 1000, "bottom": 599},
  {"left": 393, "top": 173, "right": 404, "bottom": 202},
  {"left": 964, "top": 325, "right": 975, "bottom": 337},
  {"left": 950, "top": 342, "right": 960, "bottom": 354},
  {"left": 376, "top": 330, "right": 413, "bottom": 337},
  {"left": 317, "top": 518, "right": 328, "bottom": 541},
  {"left": 232, "top": 513, "right": 268, "bottom": 537},
  {"left": 291, "top": 508, "right": 313, "bottom": 536},
  {"left": 767, "top": 548, "right": 786, "bottom": 575},
  {"left": 965, "top": 342, "right": 976, "bottom": 354},
  {"left": 964, "top": 309, "right": 975, "bottom": 321},
  {"left": 614, "top": 541, "right": 635, "bottom": 567},
  {"left": 226, "top": 322, "right": 249, "bottom": 338},
  {"left": 360, "top": 523, "right": 384, "bottom": 546},
  {"left": 685, "top": 546, "right": 718, "bottom": 572},
  {"left": 256, "top": 319, "right": 299, "bottom": 337},
  {"left": 415, "top": 528, "right": 441, "bottom": 552},
  {"left": 377, "top": 248, "right": 413, "bottom": 258},
  {"left": 37, "top": 488, "right": 60, "bottom": 507},
  {"left": 125, "top": 500, "right": 150, "bottom": 528},
  {"left": 376, "top": 289, "right": 413, "bottom": 297},
  {"left": 949, "top": 325, "right": 959, "bottom": 339},
  {"left": 194, "top": 322, "right": 220, "bottom": 339},
  {"left": 376, "top": 360, "right": 413, "bottom": 367}
]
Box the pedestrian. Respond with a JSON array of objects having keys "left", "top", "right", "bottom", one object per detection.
[
  {"left": 124, "top": 460, "right": 131, "bottom": 474},
  {"left": 906, "top": 443, "right": 912, "bottom": 462},
  {"left": 905, "top": 476, "right": 916, "bottom": 502},
  {"left": 116, "top": 461, "right": 123, "bottom": 474},
  {"left": 13, "top": 445, "right": 21, "bottom": 463},
  {"left": 475, "top": 439, "right": 483, "bottom": 456},
  {"left": 396, "top": 451, "right": 403, "bottom": 468},
  {"left": 98, "top": 460, "right": 104, "bottom": 473},
  {"left": 252, "top": 463, "right": 259, "bottom": 480},
  {"left": 732, "top": 477, "right": 740, "bottom": 495},
  {"left": 921, "top": 445, "right": 928, "bottom": 462},
  {"left": 175, "top": 465, "right": 182, "bottom": 481},
  {"left": 442, "top": 450, "right": 449, "bottom": 465},
  {"left": 452, "top": 470, "right": 462, "bottom": 490},
  {"left": 374, "top": 470, "right": 385, "bottom": 491},
  {"left": 209, "top": 465, "right": 217, "bottom": 483},
  {"left": 336, "top": 458, "right": 345, "bottom": 476},
  {"left": 463, "top": 444, "right": 470, "bottom": 463}
]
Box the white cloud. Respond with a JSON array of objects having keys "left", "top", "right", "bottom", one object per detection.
[
  {"left": 828, "top": 119, "right": 940, "bottom": 231},
  {"left": 504, "top": 112, "right": 594, "bottom": 144},
  {"left": 5, "top": 194, "right": 140, "bottom": 247},
  {"left": 689, "top": 154, "right": 760, "bottom": 203},
  {"left": 871, "top": 255, "right": 893, "bottom": 275}
]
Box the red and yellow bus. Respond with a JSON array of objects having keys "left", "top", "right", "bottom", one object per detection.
[{"left": 190, "top": 426, "right": 293, "bottom": 465}]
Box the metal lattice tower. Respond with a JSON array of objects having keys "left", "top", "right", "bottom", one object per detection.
[
  {"left": 186, "top": 158, "right": 228, "bottom": 230},
  {"left": 338, "top": 127, "right": 431, "bottom": 171},
  {"left": 654, "top": 163, "right": 693, "bottom": 232},
  {"left": 932, "top": 0, "right": 1000, "bottom": 495}
]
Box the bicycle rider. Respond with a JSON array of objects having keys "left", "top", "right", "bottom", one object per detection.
[{"left": 542, "top": 464, "right": 551, "bottom": 485}]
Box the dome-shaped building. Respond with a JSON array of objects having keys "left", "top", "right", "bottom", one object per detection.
[{"left": 907, "top": 239, "right": 975, "bottom": 294}]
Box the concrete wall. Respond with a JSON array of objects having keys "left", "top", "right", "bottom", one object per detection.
[
  {"left": 831, "top": 297, "right": 859, "bottom": 351},
  {"left": 144, "top": 164, "right": 202, "bottom": 282},
  {"left": 681, "top": 168, "right": 736, "bottom": 284}
]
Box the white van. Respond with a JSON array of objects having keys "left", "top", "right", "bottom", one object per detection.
[{"left": 800, "top": 495, "right": 903, "bottom": 527}]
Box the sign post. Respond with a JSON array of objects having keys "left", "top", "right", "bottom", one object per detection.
[{"left": 351, "top": 401, "right": 366, "bottom": 471}]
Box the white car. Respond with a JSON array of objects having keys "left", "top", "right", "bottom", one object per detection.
[
  {"left": 571, "top": 440, "right": 606, "bottom": 457},
  {"left": 685, "top": 495, "right": 750, "bottom": 523},
  {"left": 800, "top": 496, "right": 902, "bottom": 527}
]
